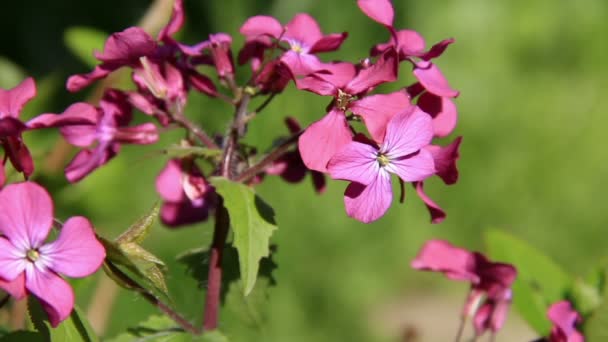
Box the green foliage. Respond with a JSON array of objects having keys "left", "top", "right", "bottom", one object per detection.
[
  {"left": 570, "top": 278, "right": 602, "bottom": 316},
  {"left": 210, "top": 177, "right": 277, "bottom": 296},
  {"left": 106, "top": 315, "right": 228, "bottom": 342},
  {"left": 0, "top": 331, "right": 45, "bottom": 342},
  {"left": 0, "top": 57, "right": 25, "bottom": 88},
  {"left": 485, "top": 229, "right": 572, "bottom": 334},
  {"left": 27, "top": 298, "right": 98, "bottom": 342},
  {"left": 163, "top": 144, "right": 222, "bottom": 160},
  {"left": 102, "top": 203, "right": 169, "bottom": 298},
  {"left": 63, "top": 27, "right": 107, "bottom": 68},
  {"left": 585, "top": 298, "right": 608, "bottom": 341}
]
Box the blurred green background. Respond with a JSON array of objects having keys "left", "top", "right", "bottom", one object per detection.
[{"left": 1, "top": 0, "right": 607, "bottom": 341}]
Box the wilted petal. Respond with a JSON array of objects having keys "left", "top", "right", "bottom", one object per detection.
[
  {"left": 386, "top": 148, "right": 435, "bottom": 182},
  {"left": 158, "top": 0, "right": 184, "bottom": 41},
  {"left": 414, "top": 181, "right": 446, "bottom": 224},
  {"left": 188, "top": 71, "right": 218, "bottom": 97},
  {"left": 25, "top": 267, "right": 74, "bottom": 327},
  {"left": 425, "top": 136, "right": 462, "bottom": 185},
  {"left": 347, "top": 50, "right": 398, "bottom": 94},
  {"left": 350, "top": 91, "right": 411, "bottom": 143},
  {"left": 0, "top": 273, "right": 26, "bottom": 299},
  {"left": 114, "top": 123, "right": 158, "bottom": 145},
  {"left": 0, "top": 117, "right": 26, "bottom": 137},
  {"left": 2, "top": 136, "right": 34, "bottom": 176},
  {"left": 0, "top": 237, "right": 27, "bottom": 281},
  {"left": 93, "top": 27, "right": 157, "bottom": 66},
  {"left": 298, "top": 108, "right": 353, "bottom": 173},
  {"left": 240, "top": 15, "right": 282, "bottom": 39},
  {"left": 160, "top": 200, "right": 209, "bottom": 227},
  {"left": 66, "top": 66, "right": 112, "bottom": 92},
  {"left": 413, "top": 61, "right": 459, "bottom": 98},
  {"left": 418, "top": 92, "right": 458, "bottom": 137},
  {"left": 328, "top": 141, "right": 379, "bottom": 185},
  {"left": 383, "top": 106, "right": 434, "bottom": 157},
  {"left": 411, "top": 239, "right": 478, "bottom": 281},
  {"left": 420, "top": 38, "right": 455, "bottom": 61},
  {"left": 0, "top": 77, "right": 36, "bottom": 118},
  {"left": 27, "top": 102, "right": 98, "bottom": 129},
  {"left": 65, "top": 144, "right": 117, "bottom": 183},
  {"left": 309, "top": 33, "right": 348, "bottom": 54},
  {"left": 357, "top": 0, "right": 394, "bottom": 27},
  {"left": 0, "top": 182, "right": 53, "bottom": 250},
  {"left": 344, "top": 171, "right": 392, "bottom": 223},
  {"left": 311, "top": 171, "right": 326, "bottom": 194},
  {"left": 39, "top": 216, "right": 105, "bottom": 278},
  {"left": 285, "top": 13, "right": 323, "bottom": 47}
]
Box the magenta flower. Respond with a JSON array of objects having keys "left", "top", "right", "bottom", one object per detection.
[
  {"left": 240, "top": 13, "right": 348, "bottom": 76},
  {"left": 60, "top": 89, "right": 159, "bottom": 182},
  {"left": 0, "top": 182, "right": 105, "bottom": 326},
  {"left": 296, "top": 51, "right": 399, "bottom": 172},
  {"left": 411, "top": 239, "right": 517, "bottom": 337},
  {"left": 547, "top": 301, "right": 584, "bottom": 342},
  {"left": 0, "top": 77, "right": 37, "bottom": 180},
  {"left": 327, "top": 106, "right": 435, "bottom": 223},
  {"left": 156, "top": 159, "right": 215, "bottom": 227}
]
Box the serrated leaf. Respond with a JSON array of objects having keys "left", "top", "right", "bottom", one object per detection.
[
  {"left": 27, "top": 298, "right": 98, "bottom": 342},
  {"left": 116, "top": 203, "right": 160, "bottom": 244},
  {"left": 485, "top": 229, "right": 572, "bottom": 334},
  {"left": 163, "top": 145, "right": 222, "bottom": 159},
  {"left": 210, "top": 177, "right": 277, "bottom": 296},
  {"left": 64, "top": 27, "right": 107, "bottom": 68}
]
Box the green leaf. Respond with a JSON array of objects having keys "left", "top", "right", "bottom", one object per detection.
[
  {"left": 485, "top": 229, "right": 572, "bottom": 334},
  {"left": 105, "top": 315, "right": 228, "bottom": 342},
  {"left": 570, "top": 278, "right": 602, "bottom": 316},
  {"left": 64, "top": 27, "right": 107, "bottom": 68},
  {"left": 586, "top": 299, "right": 608, "bottom": 341},
  {"left": 27, "top": 298, "right": 98, "bottom": 342},
  {"left": 163, "top": 145, "right": 222, "bottom": 160},
  {"left": 209, "top": 177, "right": 278, "bottom": 296},
  {"left": 116, "top": 202, "right": 160, "bottom": 244},
  {"left": 0, "top": 57, "right": 26, "bottom": 89},
  {"left": 0, "top": 331, "right": 45, "bottom": 342}
]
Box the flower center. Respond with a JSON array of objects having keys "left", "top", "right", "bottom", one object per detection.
[
  {"left": 336, "top": 89, "right": 354, "bottom": 111},
  {"left": 376, "top": 153, "right": 390, "bottom": 167},
  {"left": 26, "top": 249, "right": 40, "bottom": 263}
]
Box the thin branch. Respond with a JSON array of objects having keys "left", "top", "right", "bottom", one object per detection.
[
  {"left": 253, "top": 93, "right": 276, "bottom": 114},
  {"left": 235, "top": 130, "right": 302, "bottom": 183},
  {"left": 173, "top": 115, "right": 219, "bottom": 149},
  {"left": 105, "top": 261, "right": 202, "bottom": 335}
]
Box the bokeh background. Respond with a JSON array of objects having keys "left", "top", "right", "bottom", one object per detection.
[{"left": 1, "top": 0, "right": 607, "bottom": 341}]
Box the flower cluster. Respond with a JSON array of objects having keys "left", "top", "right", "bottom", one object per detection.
[{"left": 411, "top": 239, "right": 518, "bottom": 338}]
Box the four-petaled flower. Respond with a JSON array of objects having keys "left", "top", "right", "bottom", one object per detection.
[
  {"left": 0, "top": 182, "right": 105, "bottom": 326},
  {"left": 328, "top": 106, "right": 435, "bottom": 223}
]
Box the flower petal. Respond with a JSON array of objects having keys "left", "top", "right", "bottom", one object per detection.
[
  {"left": 0, "top": 117, "right": 27, "bottom": 138},
  {"left": 0, "top": 237, "right": 27, "bottom": 281},
  {"left": 350, "top": 91, "right": 411, "bottom": 143},
  {"left": 0, "top": 77, "right": 36, "bottom": 118},
  {"left": 344, "top": 171, "right": 392, "bottom": 223},
  {"left": 0, "top": 163, "right": 5, "bottom": 188},
  {"left": 158, "top": 0, "right": 184, "bottom": 41},
  {"left": 285, "top": 13, "right": 323, "bottom": 47},
  {"left": 0, "top": 182, "right": 53, "bottom": 250},
  {"left": 25, "top": 267, "right": 74, "bottom": 327},
  {"left": 65, "top": 144, "right": 117, "bottom": 183},
  {"left": 357, "top": 0, "right": 394, "bottom": 27},
  {"left": 346, "top": 50, "right": 398, "bottom": 94},
  {"left": 281, "top": 51, "right": 324, "bottom": 76},
  {"left": 298, "top": 108, "right": 353, "bottom": 173},
  {"left": 386, "top": 148, "right": 435, "bottom": 182},
  {"left": 38, "top": 216, "right": 105, "bottom": 278},
  {"left": 27, "top": 102, "right": 98, "bottom": 129},
  {"left": 413, "top": 61, "right": 459, "bottom": 98},
  {"left": 309, "top": 33, "right": 348, "bottom": 54},
  {"left": 156, "top": 160, "right": 185, "bottom": 202},
  {"left": 382, "top": 106, "right": 434, "bottom": 157},
  {"left": 410, "top": 239, "right": 478, "bottom": 281},
  {"left": 160, "top": 200, "right": 210, "bottom": 227},
  {"left": 418, "top": 92, "right": 458, "bottom": 137},
  {"left": 240, "top": 15, "right": 283, "bottom": 39},
  {"left": 66, "top": 66, "right": 112, "bottom": 92},
  {"left": 413, "top": 181, "right": 446, "bottom": 224},
  {"left": 424, "top": 136, "right": 462, "bottom": 185},
  {"left": 328, "top": 141, "right": 379, "bottom": 185},
  {"left": 548, "top": 301, "right": 584, "bottom": 342},
  {"left": 2, "top": 136, "right": 34, "bottom": 176},
  {"left": 0, "top": 273, "right": 26, "bottom": 299}
]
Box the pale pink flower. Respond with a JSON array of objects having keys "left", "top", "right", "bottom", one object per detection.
[
  {"left": 328, "top": 106, "right": 435, "bottom": 222},
  {"left": 0, "top": 182, "right": 105, "bottom": 326}
]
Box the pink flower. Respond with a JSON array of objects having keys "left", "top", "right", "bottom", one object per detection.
[
  {"left": 0, "top": 77, "right": 37, "bottom": 180},
  {"left": 327, "top": 106, "right": 435, "bottom": 222},
  {"left": 156, "top": 159, "right": 215, "bottom": 227},
  {"left": 547, "top": 301, "right": 584, "bottom": 342},
  {"left": 411, "top": 239, "right": 517, "bottom": 337},
  {"left": 239, "top": 13, "right": 348, "bottom": 76},
  {"left": 60, "top": 89, "right": 159, "bottom": 182},
  {"left": 0, "top": 182, "right": 105, "bottom": 326}
]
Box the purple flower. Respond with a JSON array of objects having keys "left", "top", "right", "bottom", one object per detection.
[
  {"left": 156, "top": 159, "right": 214, "bottom": 227},
  {"left": 239, "top": 13, "right": 347, "bottom": 76},
  {"left": 0, "top": 182, "right": 105, "bottom": 326},
  {"left": 411, "top": 239, "right": 517, "bottom": 337},
  {"left": 547, "top": 301, "right": 584, "bottom": 342},
  {"left": 327, "top": 106, "right": 435, "bottom": 223},
  {"left": 60, "top": 89, "right": 159, "bottom": 182}
]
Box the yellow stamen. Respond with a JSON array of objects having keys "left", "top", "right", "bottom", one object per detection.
[
  {"left": 26, "top": 249, "right": 39, "bottom": 263},
  {"left": 377, "top": 153, "right": 390, "bottom": 167}
]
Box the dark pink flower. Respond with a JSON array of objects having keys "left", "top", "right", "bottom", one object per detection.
[
  {"left": 156, "top": 159, "right": 214, "bottom": 227},
  {"left": 239, "top": 13, "right": 347, "bottom": 76},
  {"left": 0, "top": 182, "right": 105, "bottom": 326},
  {"left": 297, "top": 51, "right": 399, "bottom": 172},
  {"left": 411, "top": 239, "right": 517, "bottom": 337},
  {"left": 328, "top": 106, "right": 435, "bottom": 222},
  {"left": 547, "top": 301, "right": 584, "bottom": 342},
  {"left": 0, "top": 78, "right": 36, "bottom": 179},
  {"left": 60, "top": 90, "right": 159, "bottom": 182}
]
